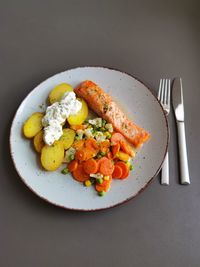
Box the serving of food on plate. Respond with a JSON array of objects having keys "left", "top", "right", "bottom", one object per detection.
[
  {"left": 23, "top": 80, "right": 150, "bottom": 197},
  {"left": 10, "top": 66, "right": 168, "bottom": 210}
]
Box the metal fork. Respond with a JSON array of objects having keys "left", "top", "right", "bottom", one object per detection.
[{"left": 158, "top": 79, "right": 171, "bottom": 185}]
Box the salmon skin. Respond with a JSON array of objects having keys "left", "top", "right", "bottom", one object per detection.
[{"left": 74, "top": 80, "right": 150, "bottom": 148}]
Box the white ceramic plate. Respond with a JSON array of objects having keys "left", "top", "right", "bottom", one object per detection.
[{"left": 10, "top": 66, "right": 168, "bottom": 211}]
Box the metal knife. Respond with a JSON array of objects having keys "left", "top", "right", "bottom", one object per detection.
[{"left": 172, "top": 78, "right": 190, "bottom": 184}]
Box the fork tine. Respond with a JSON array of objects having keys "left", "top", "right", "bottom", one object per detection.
[
  {"left": 160, "top": 79, "right": 165, "bottom": 104},
  {"left": 167, "top": 79, "right": 171, "bottom": 105},
  {"left": 164, "top": 79, "right": 168, "bottom": 104},
  {"left": 158, "top": 79, "right": 162, "bottom": 100}
]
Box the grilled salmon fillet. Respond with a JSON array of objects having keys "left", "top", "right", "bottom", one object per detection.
[{"left": 74, "top": 80, "right": 150, "bottom": 148}]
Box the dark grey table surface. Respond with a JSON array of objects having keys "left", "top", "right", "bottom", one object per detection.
[{"left": 0, "top": 0, "right": 200, "bottom": 266}]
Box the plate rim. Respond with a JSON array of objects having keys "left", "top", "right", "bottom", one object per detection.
[{"left": 9, "top": 65, "right": 169, "bottom": 212}]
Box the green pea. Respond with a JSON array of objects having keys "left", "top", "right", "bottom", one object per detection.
[
  {"left": 61, "top": 168, "right": 69, "bottom": 175},
  {"left": 69, "top": 154, "right": 75, "bottom": 161},
  {"left": 100, "top": 151, "right": 106, "bottom": 156},
  {"left": 97, "top": 178, "right": 103, "bottom": 184},
  {"left": 130, "top": 164, "right": 134, "bottom": 171},
  {"left": 98, "top": 191, "right": 105, "bottom": 197},
  {"left": 102, "top": 119, "right": 107, "bottom": 126}
]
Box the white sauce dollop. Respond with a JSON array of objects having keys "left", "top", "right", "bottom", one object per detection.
[{"left": 42, "top": 92, "right": 82, "bottom": 145}]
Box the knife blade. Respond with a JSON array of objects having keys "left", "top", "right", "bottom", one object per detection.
[{"left": 172, "top": 78, "right": 190, "bottom": 184}]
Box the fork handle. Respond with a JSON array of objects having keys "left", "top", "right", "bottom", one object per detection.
[
  {"left": 177, "top": 121, "right": 190, "bottom": 185},
  {"left": 161, "top": 152, "right": 169, "bottom": 185}
]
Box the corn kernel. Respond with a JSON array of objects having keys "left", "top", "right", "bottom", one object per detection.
[
  {"left": 84, "top": 180, "right": 92, "bottom": 187},
  {"left": 126, "top": 161, "right": 131, "bottom": 168},
  {"left": 104, "top": 176, "right": 110, "bottom": 181}
]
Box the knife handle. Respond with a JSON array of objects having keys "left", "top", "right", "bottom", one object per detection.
[
  {"left": 161, "top": 152, "right": 169, "bottom": 185},
  {"left": 177, "top": 121, "right": 190, "bottom": 184}
]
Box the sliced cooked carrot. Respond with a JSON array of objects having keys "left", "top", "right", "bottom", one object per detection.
[
  {"left": 99, "top": 140, "right": 110, "bottom": 153},
  {"left": 72, "top": 140, "right": 85, "bottom": 150},
  {"left": 95, "top": 178, "right": 112, "bottom": 192},
  {"left": 111, "top": 143, "right": 120, "bottom": 158},
  {"left": 111, "top": 132, "right": 126, "bottom": 144},
  {"left": 72, "top": 164, "right": 90, "bottom": 182},
  {"left": 85, "top": 138, "right": 99, "bottom": 150},
  {"left": 115, "top": 161, "right": 130, "bottom": 179},
  {"left": 120, "top": 140, "right": 135, "bottom": 157},
  {"left": 99, "top": 158, "right": 114, "bottom": 175},
  {"left": 84, "top": 148, "right": 98, "bottom": 161},
  {"left": 68, "top": 160, "right": 78, "bottom": 172},
  {"left": 107, "top": 150, "right": 113, "bottom": 159},
  {"left": 70, "top": 124, "right": 85, "bottom": 130},
  {"left": 75, "top": 150, "right": 86, "bottom": 162},
  {"left": 112, "top": 165, "right": 123, "bottom": 179},
  {"left": 83, "top": 158, "right": 98, "bottom": 174}
]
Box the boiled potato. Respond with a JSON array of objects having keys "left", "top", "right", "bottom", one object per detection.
[
  {"left": 33, "top": 130, "right": 45, "bottom": 153},
  {"left": 58, "top": 128, "right": 75, "bottom": 150},
  {"left": 23, "top": 112, "right": 44, "bottom": 138},
  {"left": 49, "top": 83, "right": 73, "bottom": 104},
  {"left": 41, "top": 141, "right": 64, "bottom": 171},
  {"left": 67, "top": 98, "right": 88, "bottom": 125}
]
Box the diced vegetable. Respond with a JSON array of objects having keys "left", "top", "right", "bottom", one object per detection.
[
  {"left": 72, "top": 164, "right": 90, "bottom": 182},
  {"left": 98, "top": 191, "right": 105, "bottom": 197},
  {"left": 115, "top": 161, "right": 129, "bottom": 179},
  {"left": 84, "top": 180, "right": 92, "bottom": 187},
  {"left": 111, "top": 143, "right": 120, "bottom": 158},
  {"left": 112, "top": 165, "right": 123, "bottom": 179},
  {"left": 83, "top": 158, "right": 98, "bottom": 174},
  {"left": 61, "top": 167, "right": 69, "bottom": 175},
  {"left": 68, "top": 160, "right": 78, "bottom": 172},
  {"left": 65, "top": 147, "right": 76, "bottom": 163},
  {"left": 98, "top": 157, "right": 114, "bottom": 176}
]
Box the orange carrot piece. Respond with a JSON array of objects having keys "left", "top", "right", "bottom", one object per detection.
[
  {"left": 75, "top": 150, "right": 86, "bottom": 162},
  {"left": 111, "top": 132, "right": 126, "bottom": 144},
  {"left": 70, "top": 125, "right": 85, "bottom": 130},
  {"left": 72, "top": 164, "right": 90, "bottom": 182},
  {"left": 100, "top": 140, "right": 110, "bottom": 153},
  {"left": 72, "top": 140, "right": 85, "bottom": 150},
  {"left": 115, "top": 161, "right": 130, "bottom": 179},
  {"left": 95, "top": 178, "right": 112, "bottom": 192},
  {"left": 83, "top": 158, "right": 98, "bottom": 174},
  {"left": 120, "top": 141, "right": 135, "bottom": 157},
  {"left": 68, "top": 160, "right": 78, "bottom": 172},
  {"left": 99, "top": 158, "right": 114, "bottom": 175},
  {"left": 111, "top": 143, "right": 120, "bottom": 158},
  {"left": 112, "top": 165, "right": 123, "bottom": 179},
  {"left": 107, "top": 150, "right": 113, "bottom": 160},
  {"left": 85, "top": 138, "right": 99, "bottom": 150}
]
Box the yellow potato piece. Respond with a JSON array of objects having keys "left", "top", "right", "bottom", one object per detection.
[
  {"left": 58, "top": 128, "right": 75, "bottom": 150},
  {"left": 41, "top": 142, "right": 64, "bottom": 171},
  {"left": 33, "top": 130, "right": 45, "bottom": 153},
  {"left": 23, "top": 112, "right": 44, "bottom": 138},
  {"left": 49, "top": 83, "right": 73, "bottom": 104},
  {"left": 68, "top": 98, "right": 88, "bottom": 125}
]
